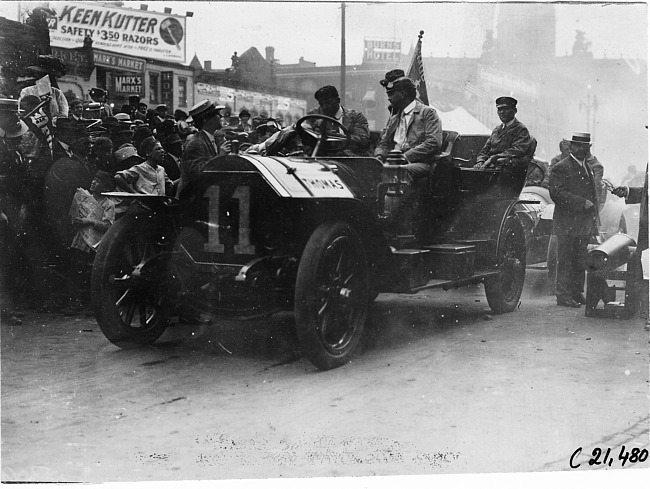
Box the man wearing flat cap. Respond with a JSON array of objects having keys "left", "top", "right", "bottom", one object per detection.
[
  {"left": 549, "top": 131, "right": 601, "bottom": 308},
  {"left": 375, "top": 69, "right": 443, "bottom": 181},
  {"left": 474, "top": 96, "right": 533, "bottom": 170},
  {"left": 179, "top": 99, "right": 229, "bottom": 195},
  {"left": 308, "top": 85, "right": 371, "bottom": 156}
]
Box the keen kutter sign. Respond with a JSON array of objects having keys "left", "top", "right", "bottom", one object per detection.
[{"left": 48, "top": 2, "right": 186, "bottom": 63}]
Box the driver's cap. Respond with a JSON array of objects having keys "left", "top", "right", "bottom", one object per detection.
[{"left": 314, "top": 85, "right": 339, "bottom": 102}]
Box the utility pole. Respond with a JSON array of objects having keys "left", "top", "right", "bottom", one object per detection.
[
  {"left": 340, "top": 2, "right": 346, "bottom": 106},
  {"left": 580, "top": 84, "right": 598, "bottom": 141}
]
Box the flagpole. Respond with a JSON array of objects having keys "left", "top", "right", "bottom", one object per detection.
[
  {"left": 340, "top": 2, "right": 346, "bottom": 105},
  {"left": 407, "top": 30, "right": 429, "bottom": 106},
  {"left": 407, "top": 30, "right": 424, "bottom": 75}
]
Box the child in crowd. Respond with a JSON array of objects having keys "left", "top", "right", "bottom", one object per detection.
[
  {"left": 114, "top": 136, "right": 174, "bottom": 196},
  {"left": 70, "top": 170, "right": 116, "bottom": 254},
  {"left": 65, "top": 171, "right": 116, "bottom": 314}
]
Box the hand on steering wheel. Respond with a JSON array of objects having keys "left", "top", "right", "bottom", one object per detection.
[{"left": 294, "top": 114, "right": 351, "bottom": 157}]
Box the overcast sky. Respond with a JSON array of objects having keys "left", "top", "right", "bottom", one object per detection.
[{"left": 1, "top": 1, "right": 647, "bottom": 67}]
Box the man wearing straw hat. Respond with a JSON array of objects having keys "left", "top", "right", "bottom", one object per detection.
[{"left": 549, "top": 131, "right": 601, "bottom": 308}]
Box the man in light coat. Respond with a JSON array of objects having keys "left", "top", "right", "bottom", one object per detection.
[{"left": 374, "top": 69, "right": 443, "bottom": 182}]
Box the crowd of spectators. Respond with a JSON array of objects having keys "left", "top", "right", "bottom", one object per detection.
[{"left": 1, "top": 87, "right": 284, "bottom": 321}]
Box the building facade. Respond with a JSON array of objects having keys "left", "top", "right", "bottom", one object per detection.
[
  {"left": 273, "top": 4, "right": 647, "bottom": 174},
  {"left": 145, "top": 59, "right": 194, "bottom": 113},
  {"left": 193, "top": 46, "right": 308, "bottom": 124}
]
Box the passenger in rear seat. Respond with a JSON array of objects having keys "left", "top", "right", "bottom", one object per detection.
[{"left": 473, "top": 96, "right": 532, "bottom": 170}]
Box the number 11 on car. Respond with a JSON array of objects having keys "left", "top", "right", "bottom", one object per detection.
[{"left": 203, "top": 185, "right": 255, "bottom": 255}]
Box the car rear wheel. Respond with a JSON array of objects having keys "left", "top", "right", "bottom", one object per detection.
[
  {"left": 294, "top": 222, "right": 369, "bottom": 370},
  {"left": 92, "top": 213, "right": 174, "bottom": 348},
  {"left": 485, "top": 215, "right": 527, "bottom": 313}
]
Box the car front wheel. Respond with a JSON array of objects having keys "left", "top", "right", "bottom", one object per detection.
[
  {"left": 294, "top": 222, "right": 369, "bottom": 370},
  {"left": 92, "top": 213, "right": 175, "bottom": 348}
]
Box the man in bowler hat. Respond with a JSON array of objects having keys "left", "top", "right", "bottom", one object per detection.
[{"left": 549, "top": 131, "right": 601, "bottom": 308}]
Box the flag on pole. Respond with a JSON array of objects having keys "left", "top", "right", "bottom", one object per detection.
[{"left": 407, "top": 30, "right": 429, "bottom": 106}]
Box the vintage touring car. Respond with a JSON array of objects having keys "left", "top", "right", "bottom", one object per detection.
[{"left": 92, "top": 115, "right": 535, "bottom": 370}]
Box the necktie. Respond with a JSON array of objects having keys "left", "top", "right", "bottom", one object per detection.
[{"left": 394, "top": 111, "right": 408, "bottom": 150}]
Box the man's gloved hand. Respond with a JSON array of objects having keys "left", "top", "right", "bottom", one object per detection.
[
  {"left": 474, "top": 155, "right": 498, "bottom": 169},
  {"left": 473, "top": 160, "right": 487, "bottom": 169},
  {"left": 218, "top": 141, "right": 231, "bottom": 156},
  {"left": 612, "top": 186, "right": 628, "bottom": 198}
]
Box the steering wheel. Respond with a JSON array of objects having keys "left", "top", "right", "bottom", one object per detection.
[{"left": 295, "top": 114, "right": 351, "bottom": 157}]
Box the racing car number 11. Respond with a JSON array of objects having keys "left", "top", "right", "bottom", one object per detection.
[{"left": 202, "top": 185, "right": 256, "bottom": 255}]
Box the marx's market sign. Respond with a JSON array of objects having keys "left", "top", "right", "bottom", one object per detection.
[
  {"left": 114, "top": 75, "right": 143, "bottom": 95},
  {"left": 93, "top": 51, "right": 145, "bottom": 72},
  {"left": 48, "top": 2, "right": 186, "bottom": 63}
]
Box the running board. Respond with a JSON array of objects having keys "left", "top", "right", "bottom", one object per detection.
[{"left": 405, "top": 270, "right": 500, "bottom": 294}]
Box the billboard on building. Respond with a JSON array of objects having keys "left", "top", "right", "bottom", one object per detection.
[
  {"left": 196, "top": 83, "right": 307, "bottom": 122},
  {"left": 363, "top": 38, "right": 401, "bottom": 63},
  {"left": 47, "top": 2, "right": 186, "bottom": 63}
]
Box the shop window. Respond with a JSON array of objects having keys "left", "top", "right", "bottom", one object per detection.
[
  {"left": 149, "top": 72, "right": 159, "bottom": 104},
  {"left": 178, "top": 77, "right": 187, "bottom": 108}
]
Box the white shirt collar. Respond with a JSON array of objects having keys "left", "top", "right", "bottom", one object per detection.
[
  {"left": 334, "top": 106, "right": 343, "bottom": 120},
  {"left": 502, "top": 117, "right": 516, "bottom": 129},
  {"left": 402, "top": 99, "right": 417, "bottom": 116}
]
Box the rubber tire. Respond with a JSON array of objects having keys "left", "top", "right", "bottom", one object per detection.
[
  {"left": 91, "top": 213, "right": 172, "bottom": 348},
  {"left": 294, "top": 222, "right": 369, "bottom": 370},
  {"left": 485, "top": 216, "right": 527, "bottom": 313}
]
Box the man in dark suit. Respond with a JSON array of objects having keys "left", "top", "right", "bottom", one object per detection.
[
  {"left": 374, "top": 69, "right": 443, "bottom": 182},
  {"left": 549, "top": 132, "right": 600, "bottom": 308},
  {"left": 309, "top": 85, "right": 371, "bottom": 156},
  {"left": 178, "top": 100, "right": 227, "bottom": 196}
]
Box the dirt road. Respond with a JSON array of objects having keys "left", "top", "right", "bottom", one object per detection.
[{"left": 2, "top": 270, "right": 648, "bottom": 482}]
